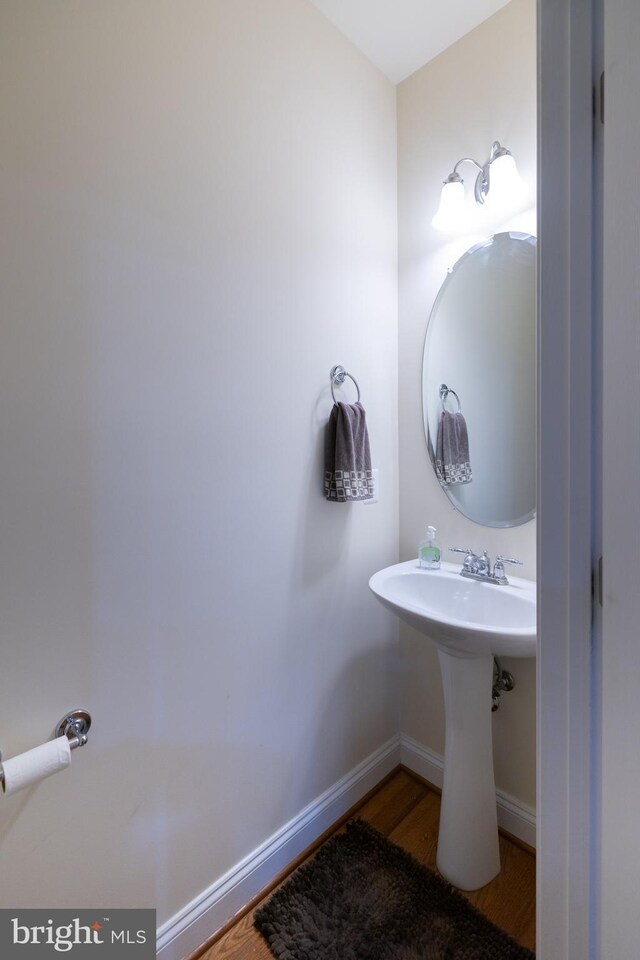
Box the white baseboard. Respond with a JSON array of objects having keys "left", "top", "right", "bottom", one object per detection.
[
  {"left": 158, "top": 733, "right": 535, "bottom": 960},
  {"left": 156, "top": 736, "right": 401, "bottom": 960},
  {"left": 400, "top": 734, "right": 537, "bottom": 849}
]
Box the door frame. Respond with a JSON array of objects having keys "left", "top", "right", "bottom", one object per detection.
[{"left": 537, "top": 1, "right": 599, "bottom": 957}]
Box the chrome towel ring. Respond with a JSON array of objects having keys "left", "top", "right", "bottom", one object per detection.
[
  {"left": 330, "top": 365, "right": 361, "bottom": 404},
  {"left": 439, "top": 383, "right": 462, "bottom": 413}
]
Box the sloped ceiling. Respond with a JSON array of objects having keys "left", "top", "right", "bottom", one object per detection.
[{"left": 309, "top": 0, "right": 512, "bottom": 83}]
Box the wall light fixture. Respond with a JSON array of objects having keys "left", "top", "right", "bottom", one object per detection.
[{"left": 432, "top": 140, "right": 527, "bottom": 233}]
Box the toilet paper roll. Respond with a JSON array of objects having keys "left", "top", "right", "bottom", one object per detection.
[{"left": 2, "top": 736, "right": 71, "bottom": 796}]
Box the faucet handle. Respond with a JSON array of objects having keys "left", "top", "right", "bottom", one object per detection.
[
  {"left": 493, "top": 555, "right": 523, "bottom": 581},
  {"left": 495, "top": 555, "right": 523, "bottom": 566},
  {"left": 449, "top": 547, "right": 476, "bottom": 573}
]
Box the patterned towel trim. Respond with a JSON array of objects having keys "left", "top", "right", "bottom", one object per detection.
[
  {"left": 325, "top": 469, "right": 374, "bottom": 501},
  {"left": 436, "top": 460, "right": 473, "bottom": 485}
]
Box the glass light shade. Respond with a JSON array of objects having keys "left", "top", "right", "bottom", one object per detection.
[
  {"left": 431, "top": 180, "right": 465, "bottom": 233},
  {"left": 484, "top": 153, "right": 527, "bottom": 216}
]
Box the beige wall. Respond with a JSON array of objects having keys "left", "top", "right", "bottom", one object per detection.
[
  {"left": 0, "top": 0, "right": 398, "bottom": 937},
  {"left": 0, "top": 0, "right": 539, "bottom": 940},
  {"left": 397, "top": 0, "right": 537, "bottom": 808}
]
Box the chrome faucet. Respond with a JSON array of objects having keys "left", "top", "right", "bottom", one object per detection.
[{"left": 449, "top": 548, "right": 522, "bottom": 585}]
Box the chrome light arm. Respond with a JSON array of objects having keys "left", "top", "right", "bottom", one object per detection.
[{"left": 446, "top": 141, "right": 513, "bottom": 205}]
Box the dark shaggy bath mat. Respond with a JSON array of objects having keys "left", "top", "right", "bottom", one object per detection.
[{"left": 254, "top": 819, "right": 534, "bottom": 960}]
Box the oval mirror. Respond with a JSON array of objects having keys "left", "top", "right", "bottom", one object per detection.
[{"left": 423, "top": 231, "right": 536, "bottom": 527}]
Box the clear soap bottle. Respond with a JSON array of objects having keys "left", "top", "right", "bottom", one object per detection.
[{"left": 418, "top": 525, "right": 441, "bottom": 569}]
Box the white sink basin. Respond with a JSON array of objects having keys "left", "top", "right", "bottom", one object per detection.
[
  {"left": 368, "top": 560, "right": 536, "bottom": 658},
  {"left": 369, "top": 558, "right": 537, "bottom": 891}
]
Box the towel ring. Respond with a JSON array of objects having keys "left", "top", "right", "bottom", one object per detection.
[
  {"left": 439, "top": 383, "right": 461, "bottom": 413},
  {"left": 330, "top": 365, "right": 361, "bottom": 404}
]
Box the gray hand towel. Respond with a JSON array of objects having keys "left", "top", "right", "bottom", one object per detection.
[
  {"left": 324, "top": 401, "right": 374, "bottom": 502},
  {"left": 435, "top": 410, "right": 473, "bottom": 485}
]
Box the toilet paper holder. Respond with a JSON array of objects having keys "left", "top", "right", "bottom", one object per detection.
[{"left": 0, "top": 708, "right": 91, "bottom": 786}]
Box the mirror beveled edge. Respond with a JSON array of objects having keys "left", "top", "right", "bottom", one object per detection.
[{"left": 422, "top": 231, "right": 537, "bottom": 529}]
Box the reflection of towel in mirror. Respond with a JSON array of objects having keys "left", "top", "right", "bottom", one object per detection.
[
  {"left": 436, "top": 411, "right": 472, "bottom": 485},
  {"left": 324, "top": 402, "right": 374, "bottom": 502}
]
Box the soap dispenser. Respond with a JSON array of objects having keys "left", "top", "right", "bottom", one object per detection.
[{"left": 418, "top": 526, "right": 441, "bottom": 569}]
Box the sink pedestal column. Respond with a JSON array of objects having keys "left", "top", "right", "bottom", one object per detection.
[{"left": 436, "top": 646, "right": 500, "bottom": 890}]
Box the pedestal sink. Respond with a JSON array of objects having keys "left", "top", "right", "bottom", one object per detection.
[{"left": 369, "top": 560, "right": 536, "bottom": 890}]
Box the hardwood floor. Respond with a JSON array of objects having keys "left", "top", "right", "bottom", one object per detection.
[{"left": 197, "top": 768, "right": 536, "bottom": 960}]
